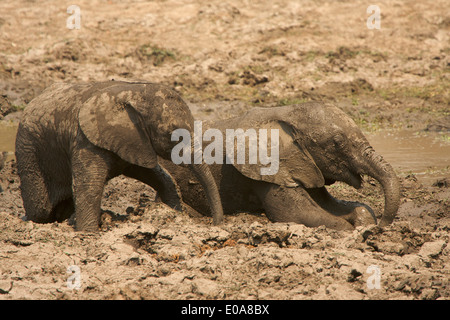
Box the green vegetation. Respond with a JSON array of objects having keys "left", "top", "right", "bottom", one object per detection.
[
  {"left": 11, "top": 104, "right": 26, "bottom": 111},
  {"left": 259, "top": 46, "right": 285, "bottom": 58},
  {"left": 277, "top": 97, "right": 310, "bottom": 106},
  {"left": 377, "top": 82, "right": 450, "bottom": 105},
  {"left": 439, "top": 134, "right": 450, "bottom": 143},
  {"left": 325, "top": 46, "right": 387, "bottom": 62},
  {"left": 138, "top": 44, "right": 176, "bottom": 66}
]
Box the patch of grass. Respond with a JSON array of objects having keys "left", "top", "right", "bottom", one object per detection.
[
  {"left": 349, "top": 109, "right": 385, "bottom": 132},
  {"left": 302, "top": 50, "right": 322, "bottom": 62},
  {"left": 376, "top": 83, "right": 450, "bottom": 104},
  {"left": 242, "top": 64, "right": 266, "bottom": 75},
  {"left": 277, "top": 97, "right": 310, "bottom": 106},
  {"left": 439, "top": 134, "right": 450, "bottom": 143},
  {"left": 325, "top": 46, "right": 360, "bottom": 60},
  {"left": 259, "top": 46, "right": 285, "bottom": 58},
  {"left": 11, "top": 104, "right": 26, "bottom": 111},
  {"left": 325, "top": 46, "right": 387, "bottom": 62},
  {"left": 137, "top": 44, "right": 176, "bottom": 66}
]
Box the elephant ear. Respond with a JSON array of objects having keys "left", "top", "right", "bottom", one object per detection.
[
  {"left": 229, "top": 120, "right": 325, "bottom": 189},
  {"left": 78, "top": 92, "right": 158, "bottom": 169}
]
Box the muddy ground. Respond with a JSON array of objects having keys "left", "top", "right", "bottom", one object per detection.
[{"left": 0, "top": 0, "right": 449, "bottom": 300}]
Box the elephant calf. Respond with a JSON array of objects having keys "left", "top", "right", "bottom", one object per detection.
[
  {"left": 157, "top": 102, "right": 400, "bottom": 230},
  {"left": 15, "top": 81, "right": 223, "bottom": 231}
]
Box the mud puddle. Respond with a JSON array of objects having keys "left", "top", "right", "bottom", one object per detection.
[
  {"left": 367, "top": 130, "right": 450, "bottom": 185},
  {"left": 0, "top": 122, "right": 18, "bottom": 161}
]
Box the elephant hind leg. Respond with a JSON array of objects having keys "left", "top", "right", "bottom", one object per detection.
[
  {"left": 18, "top": 156, "right": 73, "bottom": 223},
  {"left": 254, "top": 182, "right": 354, "bottom": 230},
  {"left": 19, "top": 170, "right": 53, "bottom": 223},
  {"left": 16, "top": 149, "right": 54, "bottom": 223}
]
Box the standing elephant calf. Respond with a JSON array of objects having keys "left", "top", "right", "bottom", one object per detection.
[
  {"left": 158, "top": 102, "right": 400, "bottom": 230},
  {"left": 15, "top": 81, "right": 223, "bottom": 231}
]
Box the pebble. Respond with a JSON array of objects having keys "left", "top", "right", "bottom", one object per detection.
[{"left": 418, "top": 241, "right": 446, "bottom": 258}]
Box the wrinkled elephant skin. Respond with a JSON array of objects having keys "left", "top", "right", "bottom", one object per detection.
[
  {"left": 158, "top": 102, "right": 400, "bottom": 230},
  {"left": 15, "top": 81, "right": 223, "bottom": 231}
]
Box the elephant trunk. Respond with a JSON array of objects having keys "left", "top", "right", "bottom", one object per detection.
[
  {"left": 190, "top": 162, "right": 224, "bottom": 225},
  {"left": 361, "top": 146, "right": 400, "bottom": 227}
]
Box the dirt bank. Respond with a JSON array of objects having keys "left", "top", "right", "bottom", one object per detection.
[{"left": 0, "top": 0, "right": 449, "bottom": 300}]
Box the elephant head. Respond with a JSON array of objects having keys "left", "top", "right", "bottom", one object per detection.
[
  {"left": 217, "top": 102, "right": 399, "bottom": 227},
  {"left": 77, "top": 81, "right": 223, "bottom": 225}
]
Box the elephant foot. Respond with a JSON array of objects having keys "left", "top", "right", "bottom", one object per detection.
[{"left": 348, "top": 206, "right": 377, "bottom": 227}]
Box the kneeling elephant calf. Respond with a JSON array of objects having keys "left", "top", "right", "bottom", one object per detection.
[
  {"left": 158, "top": 102, "right": 400, "bottom": 230},
  {"left": 15, "top": 80, "right": 223, "bottom": 231}
]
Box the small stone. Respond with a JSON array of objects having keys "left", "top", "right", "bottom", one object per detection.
[
  {"left": 158, "top": 228, "right": 175, "bottom": 240},
  {"left": 191, "top": 278, "right": 221, "bottom": 298},
  {"left": 206, "top": 227, "right": 230, "bottom": 243},
  {"left": 0, "top": 281, "right": 13, "bottom": 294},
  {"left": 418, "top": 241, "right": 446, "bottom": 258},
  {"left": 420, "top": 288, "right": 440, "bottom": 300},
  {"left": 402, "top": 254, "right": 421, "bottom": 270}
]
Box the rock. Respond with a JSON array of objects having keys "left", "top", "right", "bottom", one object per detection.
[
  {"left": 0, "top": 281, "right": 13, "bottom": 294},
  {"left": 418, "top": 241, "right": 446, "bottom": 258},
  {"left": 432, "top": 178, "right": 450, "bottom": 188},
  {"left": 376, "top": 241, "right": 407, "bottom": 256},
  {"left": 158, "top": 271, "right": 188, "bottom": 286},
  {"left": 157, "top": 228, "right": 176, "bottom": 240},
  {"left": 0, "top": 95, "right": 14, "bottom": 119},
  {"left": 0, "top": 152, "right": 8, "bottom": 171},
  {"left": 205, "top": 227, "right": 230, "bottom": 243},
  {"left": 191, "top": 278, "right": 221, "bottom": 298},
  {"left": 258, "top": 269, "right": 282, "bottom": 284},
  {"left": 358, "top": 225, "right": 383, "bottom": 242},
  {"left": 248, "top": 223, "right": 290, "bottom": 246},
  {"left": 424, "top": 116, "right": 450, "bottom": 132},
  {"left": 132, "top": 225, "right": 158, "bottom": 238},
  {"left": 288, "top": 224, "right": 308, "bottom": 237},
  {"left": 124, "top": 225, "right": 159, "bottom": 252},
  {"left": 402, "top": 254, "right": 422, "bottom": 270},
  {"left": 420, "top": 288, "right": 440, "bottom": 300},
  {"left": 315, "top": 283, "right": 365, "bottom": 300},
  {"left": 347, "top": 269, "right": 363, "bottom": 282}
]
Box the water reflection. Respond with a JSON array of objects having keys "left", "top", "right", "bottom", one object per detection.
[
  {"left": 367, "top": 130, "right": 450, "bottom": 184},
  {"left": 0, "top": 123, "right": 18, "bottom": 160}
]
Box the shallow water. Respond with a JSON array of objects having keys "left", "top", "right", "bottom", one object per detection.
[
  {"left": 0, "top": 122, "right": 17, "bottom": 160},
  {"left": 367, "top": 130, "right": 450, "bottom": 184},
  {"left": 1, "top": 122, "right": 449, "bottom": 184}
]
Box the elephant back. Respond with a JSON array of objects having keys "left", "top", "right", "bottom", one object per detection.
[{"left": 78, "top": 81, "right": 194, "bottom": 168}]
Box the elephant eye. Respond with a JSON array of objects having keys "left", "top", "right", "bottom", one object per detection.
[{"left": 332, "top": 133, "right": 345, "bottom": 147}]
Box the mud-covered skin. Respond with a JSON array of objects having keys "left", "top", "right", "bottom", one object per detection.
[
  {"left": 15, "top": 81, "right": 223, "bottom": 231},
  {"left": 158, "top": 102, "right": 400, "bottom": 230}
]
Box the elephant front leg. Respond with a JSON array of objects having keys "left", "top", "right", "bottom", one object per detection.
[
  {"left": 306, "top": 187, "right": 376, "bottom": 227},
  {"left": 254, "top": 182, "right": 354, "bottom": 230},
  {"left": 71, "top": 145, "right": 110, "bottom": 232}
]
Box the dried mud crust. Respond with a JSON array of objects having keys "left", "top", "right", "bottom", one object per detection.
[
  {"left": 0, "top": 0, "right": 449, "bottom": 300},
  {"left": 0, "top": 160, "right": 449, "bottom": 300}
]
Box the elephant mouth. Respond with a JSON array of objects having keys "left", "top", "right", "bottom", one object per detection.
[
  {"left": 344, "top": 171, "right": 362, "bottom": 189},
  {"left": 323, "top": 171, "right": 362, "bottom": 189},
  {"left": 324, "top": 171, "right": 362, "bottom": 189}
]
